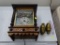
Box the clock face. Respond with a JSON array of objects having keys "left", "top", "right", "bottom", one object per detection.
[
  {"left": 14, "top": 9, "right": 34, "bottom": 26},
  {"left": 17, "top": 17, "right": 30, "bottom": 25}
]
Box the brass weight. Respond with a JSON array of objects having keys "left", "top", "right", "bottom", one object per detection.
[
  {"left": 40, "top": 23, "right": 45, "bottom": 35},
  {"left": 46, "top": 23, "right": 51, "bottom": 34}
]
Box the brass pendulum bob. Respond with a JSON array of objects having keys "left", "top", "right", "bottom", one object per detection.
[
  {"left": 46, "top": 23, "right": 51, "bottom": 34},
  {"left": 40, "top": 23, "right": 45, "bottom": 35}
]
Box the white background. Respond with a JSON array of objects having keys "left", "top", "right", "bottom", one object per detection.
[
  {"left": 0, "top": 6, "right": 57, "bottom": 45},
  {"left": 0, "top": 0, "right": 50, "bottom": 6},
  {"left": 0, "top": 0, "right": 60, "bottom": 10}
]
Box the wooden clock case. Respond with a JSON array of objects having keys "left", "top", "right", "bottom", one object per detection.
[{"left": 8, "top": 4, "right": 39, "bottom": 41}]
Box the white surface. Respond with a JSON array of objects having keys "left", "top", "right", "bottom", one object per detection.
[
  {"left": 0, "top": 0, "right": 50, "bottom": 6},
  {"left": 37, "top": 7, "right": 57, "bottom": 42},
  {"left": 0, "top": 43, "right": 24, "bottom": 45},
  {"left": 0, "top": 6, "right": 57, "bottom": 45},
  {"left": 0, "top": 43, "right": 57, "bottom": 45},
  {"left": 0, "top": 7, "right": 13, "bottom": 41},
  {"left": 26, "top": 42, "right": 57, "bottom": 45}
]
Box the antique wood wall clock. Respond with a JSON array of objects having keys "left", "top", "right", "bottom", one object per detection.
[{"left": 8, "top": 4, "right": 39, "bottom": 41}]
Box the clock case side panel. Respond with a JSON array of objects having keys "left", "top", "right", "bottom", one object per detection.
[
  {"left": 10, "top": 4, "right": 38, "bottom": 28},
  {"left": 10, "top": 9, "right": 16, "bottom": 31}
]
